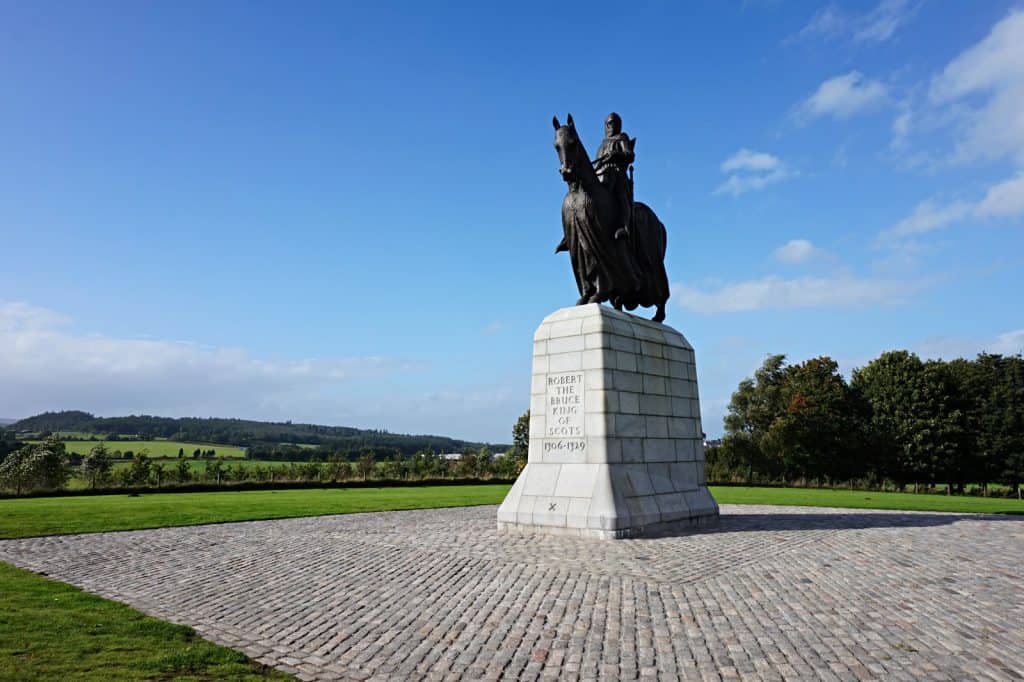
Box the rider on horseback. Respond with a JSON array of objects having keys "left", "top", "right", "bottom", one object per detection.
[{"left": 592, "top": 112, "right": 635, "bottom": 242}]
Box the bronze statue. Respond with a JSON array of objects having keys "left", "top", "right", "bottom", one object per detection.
[
  {"left": 552, "top": 113, "right": 670, "bottom": 323},
  {"left": 593, "top": 112, "right": 635, "bottom": 241}
]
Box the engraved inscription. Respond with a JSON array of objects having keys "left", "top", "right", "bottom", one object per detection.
[{"left": 544, "top": 371, "right": 585, "bottom": 454}]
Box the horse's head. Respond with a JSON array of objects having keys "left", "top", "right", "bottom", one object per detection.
[{"left": 552, "top": 114, "right": 585, "bottom": 183}]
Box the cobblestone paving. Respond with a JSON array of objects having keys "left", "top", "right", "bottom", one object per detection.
[{"left": 1, "top": 504, "right": 1022, "bottom": 681}]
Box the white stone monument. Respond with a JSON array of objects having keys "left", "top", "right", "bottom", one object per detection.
[{"left": 497, "top": 304, "right": 719, "bottom": 539}]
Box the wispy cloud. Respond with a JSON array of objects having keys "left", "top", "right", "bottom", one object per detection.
[
  {"left": 796, "top": 72, "right": 888, "bottom": 122},
  {"left": 914, "top": 329, "right": 1024, "bottom": 359},
  {"left": 673, "top": 275, "right": 921, "bottom": 313},
  {"left": 793, "top": 0, "right": 920, "bottom": 44},
  {"left": 880, "top": 172, "right": 1024, "bottom": 241},
  {"left": 714, "top": 148, "right": 794, "bottom": 196}
]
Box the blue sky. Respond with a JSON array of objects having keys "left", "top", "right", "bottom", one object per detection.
[{"left": 2, "top": 1, "right": 1022, "bottom": 441}]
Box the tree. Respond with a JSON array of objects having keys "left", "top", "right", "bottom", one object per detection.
[
  {"left": 175, "top": 458, "right": 192, "bottom": 483},
  {"left": 81, "top": 442, "right": 112, "bottom": 489},
  {"left": 178, "top": 447, "right": 185, "bottom": 458},
  {"left": 765, "top": 357, "right": 867, "bottom": 484},
  {"left": 970, "top": 354, "right": 1024, "bottom": 495},
  {"left": 0, "top": 437, "right": 69, "bottom": 494},
  {"left": 205, "top": 458, "right": 226, "bottom": 484},
  {"left": 852, "top": 352, "right": 968, "bottom": 491},
  {"left": 507, "top": 410, "right": 530, "bottom": 472},
  {"left": 721, "top": 354, "right": 789, "bottom": 482},
  {"left": 126, "top": 451, "right": 152, "bottom": 486},
  {"left": 357, "top": 452, "right": 376, "bottom": 481}
]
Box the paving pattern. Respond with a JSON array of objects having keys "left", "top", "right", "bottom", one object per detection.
[{"left": 1, "top": 504, "right": 1022, "bottom": 681}]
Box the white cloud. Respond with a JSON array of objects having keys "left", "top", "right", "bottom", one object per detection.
[
  {"left": 797, "top": 72, "right": 888, "bottom": 121},
  {"left": 673, "top": 275, "right": 918, "bottom": 313},
  {"left": 880, "top": 172, "right": 1024, "bottom": 240},
  {"left": 975, "top": 172, "right": 1024, "bottom": 218},
  {"left": 928, "top": 10, "right": 1024, "bottom": 165},
  {"left": 720, "top": 148, "right": 781, "bottom": 173},
  {"left": 772, "top": 239, "right": 825, "bottom": 264},
  {"left": 715, "top": 149, "right": 793, "bottom": 196},
  {"left": 0, "top": 302, "right": 527, "bottom": 441},
  {"left": 794, "top": 0, "right": 919, "bottom": 44}
]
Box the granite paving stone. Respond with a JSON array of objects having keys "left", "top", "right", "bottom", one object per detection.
[{"left": 0, "top": 504, "right": 1021, "bottom": 680}]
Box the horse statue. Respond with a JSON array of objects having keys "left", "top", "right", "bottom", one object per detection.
[{"left": 552, "top": 113, "right": 670, "bottom": 323}]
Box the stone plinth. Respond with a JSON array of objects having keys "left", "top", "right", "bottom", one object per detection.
[{"left": 497, "top": 304, "right": 719, "bottom": 539}]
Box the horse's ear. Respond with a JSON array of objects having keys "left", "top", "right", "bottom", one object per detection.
[
  {"left": 552, "top": 116, "right": 560, "bottom": 130},
  {"left": 630, "top": 137, "right": 637, "bottom": 149},
  {"left": 566, "top": 113, "right": 575, "bottom": 128}
]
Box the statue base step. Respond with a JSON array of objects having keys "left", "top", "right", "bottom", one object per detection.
[{"left": 497, "top": 304, "right": 719, "bottom": 539}]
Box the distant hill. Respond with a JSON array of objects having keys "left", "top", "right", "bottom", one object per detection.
[
  {"left": 10, "top": 411, "right": 508, "bottom": 456},
  {"left": 0, "top": 418, "right": 17, "bottom": 426}
]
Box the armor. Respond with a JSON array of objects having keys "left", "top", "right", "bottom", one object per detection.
[{"left": 592, "top": 112, "right": 635, "bottom": 240}]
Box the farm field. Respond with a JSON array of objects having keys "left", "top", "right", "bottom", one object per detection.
[
  {"left": 52, "top": 440, "right": 247, "bottom": 458},
  {"left": 1, "top": 485, "right": 1022, "bottom": 541}
]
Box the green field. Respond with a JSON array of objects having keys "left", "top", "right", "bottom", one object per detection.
[
  {"left": 1, "top": 484, "right": 1022, "bottom": 541},
  {"left": 54, "top": 440, "right": 247, "bottom": 458}
]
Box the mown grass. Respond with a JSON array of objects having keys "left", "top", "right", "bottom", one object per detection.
[
  {"left": 0, "top": 562, "right": 290, "bottom": 681},
  {"left": 710, "top": 485, "right": 1024, "bottom": 514},
  {"left": 0, "top": 485, "right": 512, "bottom": 539},
  {"left": 1, "top": 484, "right": 1021, "bottom": 541}
]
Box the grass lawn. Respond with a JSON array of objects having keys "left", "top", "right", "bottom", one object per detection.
[
  {"left": 0, "top": 485, "right": 512, "bottom": 540},
  {"left": 0, "top": 563, "right": 290, "bottom": 681},
  {"left": 1, "top": 484, "right": 1021, "bottom": 541},
  {"left": 710, "top": 485, "right": 1024, "bottom": 514}
]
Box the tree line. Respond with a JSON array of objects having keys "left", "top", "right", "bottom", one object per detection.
[
  {"left": 9, "top": 411, "right": 508, "bottom": 455},
  {"left": 708, "top": 351, "right": 1023, "bottom": 495},
  {"left": 0, "top": 413, "right": 531, "bottom": 496}
]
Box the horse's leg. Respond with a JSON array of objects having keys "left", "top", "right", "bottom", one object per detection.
[{"left": 652, "top": 303, "right": 665, "bottom": 323}]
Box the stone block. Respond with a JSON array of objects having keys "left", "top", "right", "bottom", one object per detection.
[
  {"left": 548, "top": 335, "right": 585, "bottom": 354},
  {"left": 645, "top": 416, "right": 668, "bottom": 438},
  {"left": 586, "top": 436, "right": 622, "bottom": 464},
  {"left": 643, "top": 375, "right": 668, "bottom": 395},
  {"left": 621, "top": 464, "right": 655, "bottom": 496},
  {"left": 642, "top": 438, "right": 675, "bottom": 462},
  {"left": 621, "top": 437, "right": 643, "bottom": 462},
  {"left": 613, "top": 370, "right": 643, "bottom": 393},
  {"left": 647, "top": 463, "right": 675, "bottom": 494},
  {"left": 639, "top": 394, "right": 672, "bottom": 416},
  {"left": 549, "top": 352, "right": 582, "bottom": 372},
  {"left": 619, "top": 391, "right": 640, "bottom": 414},
  {"left": 615, "top": 413, "right": 646, "bottom": 438},
  {"left": 566, "top": 497, "right": 591, "bottom": 527},
  {"left": 499, "top": 304, "right": 718, "bottom": 538}
]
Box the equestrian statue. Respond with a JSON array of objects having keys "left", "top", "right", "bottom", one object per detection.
[{"left": 552, "top": 112, "right": 670, "bottom": 323}]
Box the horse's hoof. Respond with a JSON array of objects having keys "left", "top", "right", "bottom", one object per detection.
[{"left": 576, "top": 297, "right": 588, "bottom": 306}]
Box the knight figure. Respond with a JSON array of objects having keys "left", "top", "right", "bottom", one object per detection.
[{"left": 592, "top": 112, "right": 635, "bottom": 241}]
